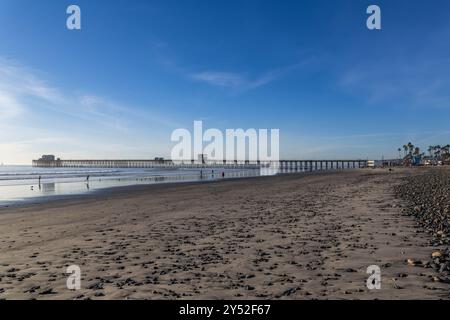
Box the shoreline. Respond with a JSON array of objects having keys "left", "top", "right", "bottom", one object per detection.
[
  {"left": 0, "top": 169, "right": 343, "bottom": 211},
  {"left": 0, "top": 167, "right": 262, "bottom": 207},
  {"left": 0, "top": 167, "right": 448, "bottom": 299}
]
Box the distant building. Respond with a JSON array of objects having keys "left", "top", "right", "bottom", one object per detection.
[
  {"left": 412, "top": 154, "right": 422, "bottom": 166},
  {"left": 39, "top": 155, "right": 56, "bottom": 161}
]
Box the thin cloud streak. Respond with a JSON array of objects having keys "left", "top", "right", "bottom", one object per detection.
[
  {"left": 0, "top": 90, "right": 23, "bottom": 120},
  {"left": 0, "top": 57, "right": 180, "bottom": 132},
  {"left": 189, "top": 61, "right": 310, "bottom": 92},
  {"left": 0, "top": 57, "right": 179, "bottom": 164}
]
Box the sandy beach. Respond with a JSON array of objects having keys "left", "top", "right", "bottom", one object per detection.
[{"left": 0, "top": 168, "right": 448, "bottom": 299}]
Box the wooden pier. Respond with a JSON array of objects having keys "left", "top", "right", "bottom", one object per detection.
[{"left": 32, "top": 158, "right": 368, "bottom": 170}]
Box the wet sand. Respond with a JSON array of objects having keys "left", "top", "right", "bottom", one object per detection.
[{"left": 0, "top": 168, "right": 448, "bottom": 299}]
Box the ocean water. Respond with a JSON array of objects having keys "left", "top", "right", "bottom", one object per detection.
[{"left": 0, "top": 165, "right": 265, "bottom": 206}]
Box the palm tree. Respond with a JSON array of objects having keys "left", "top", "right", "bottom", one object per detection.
[
  {"left": 435, "top": 145, "right": 442, "bottom": 159},
  {"left": 441, "top": 145, "right": 450, "bottom": 161},
  {"left": 397, "top": 148, "right": 402, "bottom": 159},
  {"left": 403, "top": 144, "right": 408, "bottom": 157},
  {"left": 428, "top": 145, "right": 434, "bottom": 157},
  {"left": 407, "top": 142, "right": 414, "bottom": 156}
]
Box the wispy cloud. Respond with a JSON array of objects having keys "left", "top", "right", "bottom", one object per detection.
[
  {"left": 189, "top": 62, "right": 308, "bottom": 91},
  {"left": 0, "top": 90, "right": 23, "bottom": 120},
  {"left": 0, "top": 57, "right": 181, "bottom": 131},
  {"left": 150, "top": 39, "right": 317, "bottom": 92},
  {"left": 0, "top": 57, "right": 179, "bottom": 163},
  {"left": 80, "top": 94, "right": 182, "bottom": 129},
  {"left": 339, "top": 62, "right": 450, "bottom": 109},
  {"left": 337, "top": 24, "right": 450, "bottom": 110},
  {"left": 0, "top": 58, "right": 136, "bottom": 133},
  {"left": 190, "top": 71, "right": 247, "bottom": 89},
  {"left": 0, "top": 58, "right": 65, "bottom": 106}
]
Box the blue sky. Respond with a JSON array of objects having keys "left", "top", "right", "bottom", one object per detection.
[{"left": 1, "top": 0, "right": 450, "bottom": 163}]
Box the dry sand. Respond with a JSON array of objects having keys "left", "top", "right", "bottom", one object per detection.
[{"left": 0, "top": 168, "right": 448, "bottom": 299}]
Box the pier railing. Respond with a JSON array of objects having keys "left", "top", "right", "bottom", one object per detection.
[{"left": 32, "top": 159, "right": 368, "bottom": 170}]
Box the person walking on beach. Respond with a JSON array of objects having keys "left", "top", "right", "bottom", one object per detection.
[
  {"left": 38, "top": 175, "right": 41, "bottom": 184},
  {"left": 86, "top": 175, "right": 90, "bottom": 182},
  {"left": 222, "top": 171, "right": 225, "bottom": 178}
]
